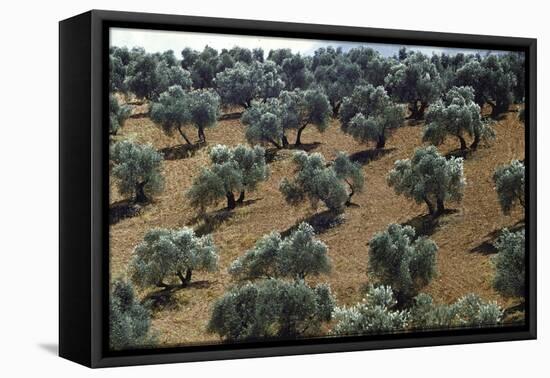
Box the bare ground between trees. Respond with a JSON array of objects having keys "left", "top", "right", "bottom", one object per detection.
[{"left": 109, "top": 106, "right": 525, "bottom": 346}]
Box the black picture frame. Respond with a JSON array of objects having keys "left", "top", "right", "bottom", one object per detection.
[{"left": 59, "top": 9, "right": 537, "bottom": 368}]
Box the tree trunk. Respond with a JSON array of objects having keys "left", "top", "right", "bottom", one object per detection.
[
  {"left": 458, "top": 135, "right": 467, "bottom": 151},
  {"left": 282, "top": 134, "right": 290, "bottom": 148},
  {"left": 435, "top": 198, "right": 445, "bottom": 216},
  {"left": 177, "top": 269, "right": 192, "bottom": 286},
  {"left": 177, "top": 125, "right": 192, "bottom": 145},
  {"left": 226, "top": 192, "right": 236, "bottom": 210},
  {"left": 135, "top": 181, "right": 148, "bottom": 204},
  {"left": 408, "top": 101, "right": 419, "bottom": 119},
  {"left": 237, "top": 190, "right": 245, "bottom": 204},
  {"left": 268, "top": 137, "right": 282, "bottom": 149},
  {"left": 332, "top": 101, "right": 341, "bottom": 118},
  {"left": 423, "top": 196, "right": 435, "bottom": 215},
  {"left": 295, "top": 125, "right": 307, "bottom": 146},
  {"left": 417, "top": 101, "right": 428, "bottom": 119},
  {"left": 470, "top": 130, "right": 480, "bottom": 150},
  {"left": 376, "top": 134, "right": 386, "bottom": 149},
  {"left": 198, "top": 127, "right": 206, "bottom": 143},
  {"left": 345, "top": 180, "right": 355, "bottom": 206}
]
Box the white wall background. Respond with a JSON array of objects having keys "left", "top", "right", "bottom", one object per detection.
[{"left": 0, "top": 0, "right": 546, "bottom": 376}]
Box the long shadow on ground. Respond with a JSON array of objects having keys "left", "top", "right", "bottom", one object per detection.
[
  {"left": 400, "top": 209, "right": 459, "bottom": 238},
  {"left": 191, "top": 199, "right": 261, "bottom": 236},
  {"left": 159, "top": 142, "right": 206, "bottom": 160},
  {"left": 470, "top": 220, "right": 525, "bottom": 255},
  {"left": 280, "top": 209, "right": 345, "bottom": 237},
  {"left": 142, "top": 280, "right": 213, "bottom": 311},
  {"left": 349, "top": 148, "right": 396, "bottom": 166},
  {"left": 109, "top": 200, "right": 144, "bottom": 225}
]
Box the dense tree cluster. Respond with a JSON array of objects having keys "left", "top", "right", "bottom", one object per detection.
[{"left": 187, "top": 144, "right": 269, "bottom": 211}]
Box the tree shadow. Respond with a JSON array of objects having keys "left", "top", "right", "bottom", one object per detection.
[
  {"left": 400, "top": 209, "right": 458, "bottom": 238},
  {"left": 289, "top": 142, "right": 322, "bottom": 152},
  {"left": 142, "top": 280, "right": 213, "bottom": 311},
  {"left": 218, "top": 111, "right": 242, "bottom": 121},
  {"left": 349, "top": 148, "right": 396, "bottom": 166},
  {"left": 158, "top": 142, "right": 206, "bottom": 160},
  {"left": 109, "top": 200, "right": 143, "bottom": 225},
  {"left": 281, "top": 209, "right": 345, "bottom": 237},
  {"left": 471, "top": 220, "right": 525, "bottom": 255},
  {"left": 444, "top": 148, "right": 471, "bottom": 160}
]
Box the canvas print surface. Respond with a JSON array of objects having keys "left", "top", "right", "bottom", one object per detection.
[{"left": 108, "top": 27, "right": 526, "bottom": 351}]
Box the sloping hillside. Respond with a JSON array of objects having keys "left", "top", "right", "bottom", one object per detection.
[{"left": 110, "top": 107, "right": 524, "bottom": 346}]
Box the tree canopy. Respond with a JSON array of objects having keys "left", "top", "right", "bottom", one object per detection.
[
  {"left": 368, "top": 224, "right": 438, "bottom": 301},
  {"left": 493, "top": 159, "right": 525, "bottom": 215},
  {"left": 129, "top": 227, "right": 218, "bottom": 289},
  {"left": 493, "top": 228, "right": 525, "bottom": 298},
  {"left": 110, "top": 140, "right": 164, "bottom": 204},
  {"left": 387, "top": 146, "right": 465, "bottom": 216}
]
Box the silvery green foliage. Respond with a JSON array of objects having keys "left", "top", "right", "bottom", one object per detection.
[
  {"left": 187, "top": 144, "right": 268, "bottom": 210},
  {"left": 125, "top": 51, "right": 159, "bottom": 100},
  {"left": 110, "top": 140, "right": 164, "bottom": 203},
  {"left": 229, "top": 222, "right": 330, "bottom": 280},
  {"left": 129, "top": 227, "right": 218, "bottom": 288},
  {"left": 493, "top": 160, "right": 525, "bottom": 215},
  {"left": 110, "top": 54, "right": 127, "bottom": 92},
  {"left": 267, "top": 48, "right": 293, "bottom": 66},
  {"left": 109, "top": 94, "right": 131, "bottom": 135},
  {"left": 493, "top": 228, "right": 525, "bottom": 298},
  {"left": 346, "top": 47, "right": 392, "bottom": 87},
  {"left": 280, "top": 151, "right": 348, "bottom": 213},
  {"left": 455, "top": 55, "right": 517, "bottom": 118},
  {"left": 188, "top": 46, "right": 219, "bottom": 89},
  {"left": 278, "top": 89, "right": 331, "bottom": 145},
  {"left": 387, "top": 146, "right": 465, "bottom": 216},
  {"left": 332, "top": 285, "right": 408, "bottom": 336},
  {"left": 385, "top": 52, "right": 442, "bottom": 119},
  {"left": 154, "top": 60, "right": 192, "bottom": 96},
  {"left": 207, "top": 279, "right": 335, "bottom": 340},
  {"left": 150, "top": 86, "right": 220, "bottom": 143},
  {"left": 423, "top": 86, "right": 495, "bottom": 151},
  {"left": 411, "top": 293, "right": 503, "bottom": 329},
  {"left": 368, "top": 224, "right": 438, "bottom": 299},
  {"left": 242, "top": 98, "right": 284, "bottom": 148},
  {"left": 339, "top": 85, "right": 405, "bottom": 149},
  {"left": 110, "top": 279, "right": 155, "bottom": 350},
  {"left": 215, "top": 61, "right": 285, "bottom": 108},
  {"left": 332, "top": 152, "right": 365, "bottom": 204},
  {"left": 280, "top": 53, "right": 313, "bottom": 90},
  {"left": 313, "top": 55, "right": 362, "bottom": 115}
]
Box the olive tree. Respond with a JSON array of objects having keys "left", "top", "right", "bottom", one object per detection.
[
  {"left": 207, "top": 279, "right": 334, "bottom": 340},
  {"left": 187, "top": 144, "right": 268, "bottom": 211},
  {"left": 368, "top": 224, "right": 438, "bottom": 302},
  {"left": 493, "top": 160, "right": 525, "bottom": 215},
  {"left": 278, "top": 89, "right": 331, "bottom": 146},
  {"left": 110, "top": 140, "right": 164, "bottom": 204},
  {"left": 150, "top": 86, "right": 220, "bottom": 144},
  {"left": 339, "top": 84, "right": 405, "bottom": 149},
  {"left": 154, "top": 61, "right": 193, "bottom": 97},
  {"left": 280, "top": 53, "right": 313, "bottom": 90},
  {"left": 215, "top": 61, "right": 284, "bottom": 108},
  {"left": 280, "top": 151, "right": 348, "bottom": 214},
  {"left": 332, "top": 285, "right": 409, "bottom": 336},
  {"left": 313, "top": 56, "right": 362, "bottom": 116},
  {"left": 109, "top": 94, "right": 131, "bottom": 135},
  {"left": 385, "top": 52, "right": 442, "bottom": 119},
  {"left": 411, "top": 293, "right": 503, "bottom": 329},
  {"left": 347, "top": 47, "right": 392, "bottom": 87},
  {"left": 110, "top": 53, "right": 127, "bottom": 93},
  {"left": 493, "top": 228, "right": 525, "bottom": 298},
  {"left": 110, "top": 279, "right": 155, "bottom": 350},
  {"left": 242, "top": 98, "right": 285, "bottom": 148},
  {"left": 423, "top": 86, "right": 495, "bottom": 151},
  {"left": 332, "top": 152, "right": 365, "bottom": 205},
  {"left": 229, "top": 222, "right": 330, "bottom": 281},
  {"left": 129, "top": 227, "right": 218, "bottom": 289},
  {"left": 125, "top": 52, "right": 158, "bottom": 100},
  {"left": 387, "top": 146, "right": 465, "bottom": 216}
]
